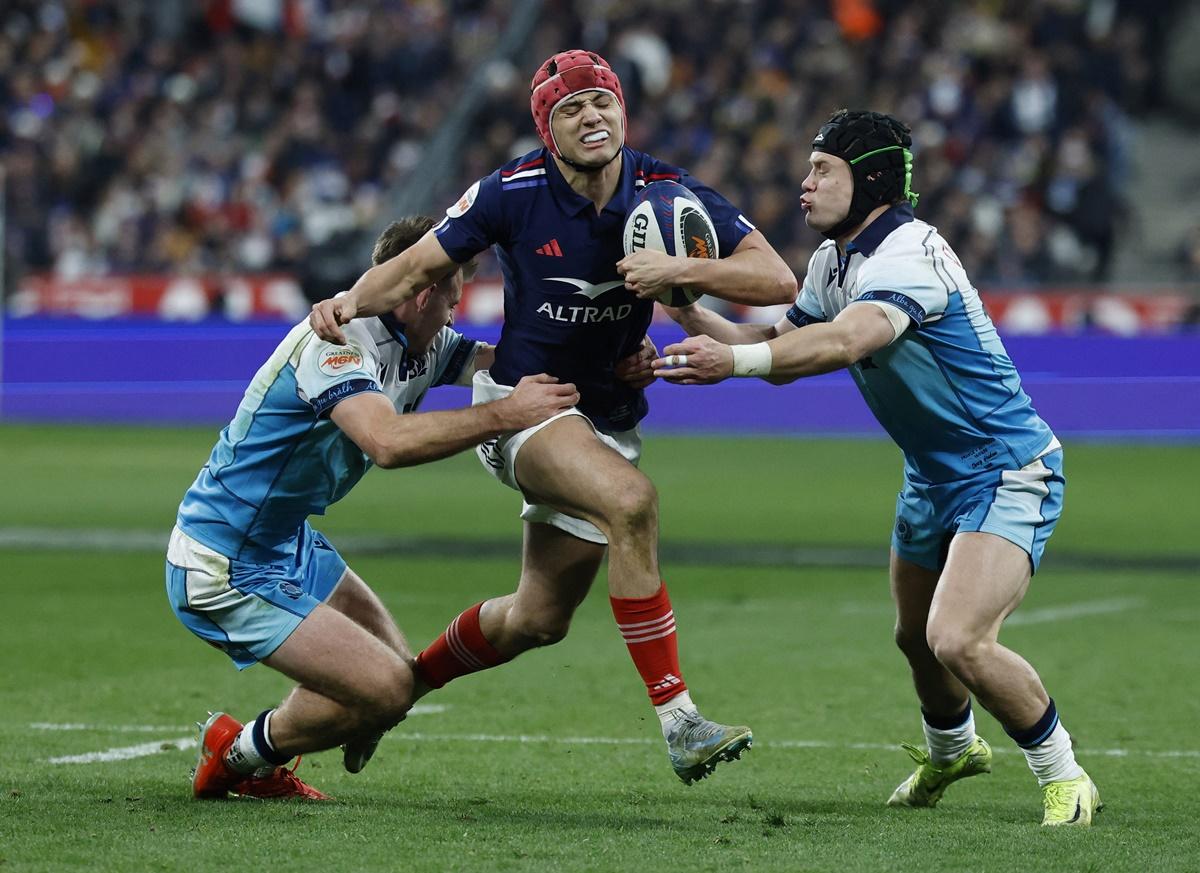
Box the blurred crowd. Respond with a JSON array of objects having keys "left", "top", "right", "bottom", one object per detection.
[
  {"left": 1, "top": 0, "right": 509, "bottom": 299},
  {"left": 0, "top": 0, "right": 1194, "bottom": 301}
]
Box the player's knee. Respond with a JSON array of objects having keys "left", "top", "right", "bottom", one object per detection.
[
  {"left": 358, "top": 660, "right": 415, "bottom": 730},
  {"left": 604, "top": 472, "right": 658, "bottom": 528},
  {"left": 894, "top": 622, "right": 929, "bottom": 657},
  {"left": 513, "top": 612, "right": 571, "bottom": 649},
  {"left": 927, "top": 624, "right": 984, "bottom": 676}
]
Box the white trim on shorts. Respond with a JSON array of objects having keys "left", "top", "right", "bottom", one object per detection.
[{"left": 471, "top": 369, "right": 642, "bottom": 545}]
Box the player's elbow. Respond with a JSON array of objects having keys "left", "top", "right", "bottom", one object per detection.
[
  {"left": 365, "top": 440, "right": 413, "bottom": 469},
  {"left": 841, "top": 334, "right": 876, "bottom": 368},
  {"left": 771, "top": 267, "right": 799, "bottom": 304}
]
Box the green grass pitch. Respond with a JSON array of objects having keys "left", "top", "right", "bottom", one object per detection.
[{"left": 1, "top": 424, "right": 1197, "bottom": 872}]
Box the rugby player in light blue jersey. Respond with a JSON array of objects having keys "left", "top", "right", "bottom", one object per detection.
[
  {"left": 654, "top": 110, "right": 1100, "bottom": 826},
  {"left": 169, "top": 216, "right": 579, "bottom": 800},
  {"left": 310, "top": 50, "right": 796, "bottom": 785}
]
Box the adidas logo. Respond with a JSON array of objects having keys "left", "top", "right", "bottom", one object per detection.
[
  {"left": 651, "top": 673, "right": 683, "bottom": 691},
  {"left": 535, "top": 239, "right": 564, "bottom": 257}
]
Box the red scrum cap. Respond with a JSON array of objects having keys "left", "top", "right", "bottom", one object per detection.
[{"left": 530, "top": 50, "right": 626, "bottom": 158}]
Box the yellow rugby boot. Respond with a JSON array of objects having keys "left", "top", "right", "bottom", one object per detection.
[
  {"left": 887, "top": 736, "right": 992, "bottom": 807},
  {"left": 1041, "top": 771, "right": 1102, "bottom": 826}
]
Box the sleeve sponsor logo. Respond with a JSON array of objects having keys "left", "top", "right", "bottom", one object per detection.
[
  {"left": 318, "top": 346, "right": 364, "bottom": 376},
  {"left": 446, "top": 180, "right": 481, "bottom": 219}
]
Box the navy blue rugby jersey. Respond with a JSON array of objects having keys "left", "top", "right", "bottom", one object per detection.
[{"left": 434, "top": 146, "right": 755, "bottom": 431}]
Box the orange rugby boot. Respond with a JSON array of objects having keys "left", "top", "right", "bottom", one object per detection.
[
  {"left": 231, "top": 758, "right": 331, "bottom": 801},
  {"left": 192, "top": 711, "right": 244, "bottom": 799}
]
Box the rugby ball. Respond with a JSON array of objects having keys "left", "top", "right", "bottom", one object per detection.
[{"left": 622, "top": 180, "right": 719, "bottom": 306}]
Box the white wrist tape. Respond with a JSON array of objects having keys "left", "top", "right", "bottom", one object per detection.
[{"left": 730, "top": 341, "right": 772, "bottom": 377}]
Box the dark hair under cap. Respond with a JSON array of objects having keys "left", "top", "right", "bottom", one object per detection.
[{"left": 811, "top": 109, "right": 918, "bottom": 240}]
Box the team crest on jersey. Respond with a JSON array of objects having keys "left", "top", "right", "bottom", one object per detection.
[
  {"left": 446, "top": 180, "right": 480, "bottom": 218},
  {"left": 318, "top": 345, "right": 364, "bottom": 376}
]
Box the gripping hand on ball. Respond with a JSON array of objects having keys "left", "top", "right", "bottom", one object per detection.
[
  {"left": 652, "top": 335, "right": 733, "bottom": 384},
  {"left": 617, "top": 250, "right": 684, "bottom": 300}
]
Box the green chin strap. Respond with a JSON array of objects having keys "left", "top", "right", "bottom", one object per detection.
[{"left": 848, "top": 145, "right": 920, "bottom": 208}]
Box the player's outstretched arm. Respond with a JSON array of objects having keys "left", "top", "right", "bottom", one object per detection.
[
  {"left": 617, "top": 230, "right": 796, "bottom": 306},
  {"left": 662, "top": 299, "right": 780, "bottom": 345},
  {"left": 654, "top": 302, "right": 898, "bottom": 385},
  {"left": 310, "top": 232, "right": 460, "bottom": 344},
  {"left": 330, "top": 375, "right": 579, "bottom": 468}
]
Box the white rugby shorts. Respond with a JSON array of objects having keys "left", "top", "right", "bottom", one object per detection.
[{"left": 471, "top": 369, "right": 642, "bottom": 544}]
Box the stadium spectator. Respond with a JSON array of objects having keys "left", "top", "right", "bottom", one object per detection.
[
  {"left": 0, "top": 1, "right": 1174, "bottom": 294},
  {"left": 172, "top": 215, "right": 579, "bottom": 800},
  {"left": 467, "top": 0, "right": 1159, "bottom": 286},
  {"left": 652, "top": 109, "right": 1100, "bottom": 826}
]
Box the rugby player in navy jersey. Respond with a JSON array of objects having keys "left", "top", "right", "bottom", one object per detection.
[
  {"left": 173, "top": 217, "right": 578, "bottom": 800},
  {"left": 653, "top": 110, "right": 1100, "bottom": 824},
  {"left": 310, "top": 50, "right": 795, "bottom": 784}
]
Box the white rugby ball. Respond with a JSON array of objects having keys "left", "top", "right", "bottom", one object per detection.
[{"left": 622, "top": 180, "right": 718, "bottom": 306}]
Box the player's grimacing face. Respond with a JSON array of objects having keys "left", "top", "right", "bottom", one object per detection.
[
  {"left": 800, "top": 152, "right": 853, "bottom": 233},
  {"left": 551, "top": 90, "right": 623, "bottom": 167}
]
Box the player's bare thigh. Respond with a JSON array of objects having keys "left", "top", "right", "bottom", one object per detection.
[
  {"left": 263, "top": 601, "right": 414, "bottom": 716},
  {"left": 326, "top": 568, "right": 412, "bottom": 660},
  {"left": 513, "top": 413, "right": 654, "bottom": 527},
  {"left": 928, "top": 531, "right": 1033, "bottom": 644}
]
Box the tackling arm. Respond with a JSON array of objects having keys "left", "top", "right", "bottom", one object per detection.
[
  {"left": 330, "top": 374, "right": 579, "bottom": 469},
  {"left": 654, "top": 301, "right": 900, "bottom": 385},
  {"left": 664, "top": 300, "right": 783, "bottom": 345}
]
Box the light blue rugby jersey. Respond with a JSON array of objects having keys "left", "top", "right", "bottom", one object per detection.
[
  {"left": 176, "top": 316, "right": 478, "bottom": 562},
  {"left": 786, "top": 204, "right": 1056, "bottom": 484}
]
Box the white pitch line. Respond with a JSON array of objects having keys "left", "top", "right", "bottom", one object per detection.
[
  {"left": 30, "top": 704, "right": 448, "bottom": 736},
  {"left": 32, "top": 722, "right": 190, "bottom": 733},
  {"left": 1005, "top": 597, "right": 1144, "bottom": 626},
  {"left": 401, "top": 733, "right": 1200, "bottom": 760},
  {"left": 841, "top": 597, "right": 1145, "bottom": 626},
  {"left": 49, "top": 737, "right": 197, "bottom": 765},
  {"left": 38, "top": 704, "right": 450, "bottom": 765},
  {"left": 41, "top": 710, "right": 1200, "bottom": 764}
]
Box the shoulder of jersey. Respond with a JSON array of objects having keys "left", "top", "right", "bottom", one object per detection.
[
  {"left": 339, "top": 318, "right": 376, "bottom": 345},
  {"left": 498, "top": 147, "right": 551, "bottom": 194},
  {"left": 810, "top": 239, "right": 838, "bottom": 263},
  {"left": 629, "top": 148, "right": 683, "bottom": 191},
  {"left": 874, "top": 219, "right": 931, "bottom": 257}
]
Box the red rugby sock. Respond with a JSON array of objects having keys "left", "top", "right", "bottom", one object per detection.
[
  {"left": 414, "top": 602, "right": 509, "bottom": 690},
  {"left": 610, "top": 583, "right": 688, "bottom": 705}
]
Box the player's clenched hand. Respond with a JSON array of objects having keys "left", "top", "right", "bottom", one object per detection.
[
  {"left": 309, "top": 297, "right": 357, "bottom": 344},
  {"left": 614, "top": 334, "right": 658, "bottom": 389},
  {"left": 616, "top": 250, "right": 680, "bottom": 299},
  {"left": 652, "top": 335, "right": 733, "bottom": 384},
  {"left": 500, "top": 374, "right": 580, "bottom": 429}
]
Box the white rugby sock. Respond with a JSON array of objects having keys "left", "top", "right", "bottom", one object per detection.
[
  {"left": 1021, "top": 721, "right": 1084, "bottom": 787},
  {"left": 655, "top": 690, "right": 697, "bottom": 738},
  {"left": 225, "top": 710, "right": 287, "bottom": 774},
  {"left": 923, "top": 706, "right": 976, "bottom": 766}
]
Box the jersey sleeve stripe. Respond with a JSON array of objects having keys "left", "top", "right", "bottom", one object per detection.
[
  {"left": 857, "top": 290, "right": 926, "bottom": 326},
  {"left": 501, "top": 158, "right": 545, "bottom": 176},
  {"left": 501, "top": 167, "right": 547, "bottom": 183},
  {"left": 500, "top": 179, "right": 548, "bottom": 191},
  {"left": 786, "top": 304, "right": 825, "bottom": 328},
  {"left": 309, "top": 379, "right": 381, "bottom": 417}
]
